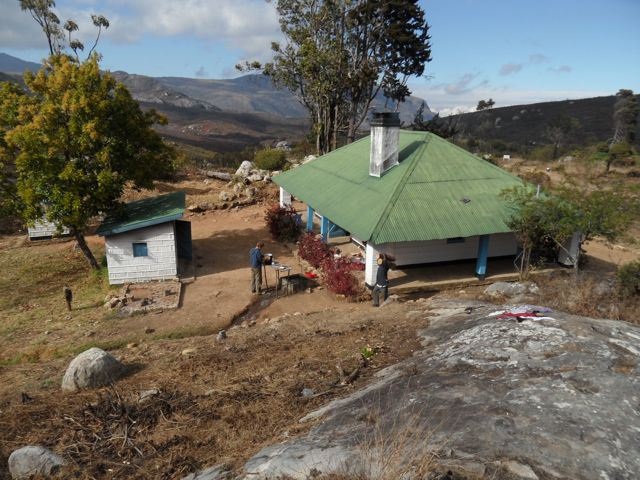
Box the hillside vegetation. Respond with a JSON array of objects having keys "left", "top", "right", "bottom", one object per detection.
[{"left": 450, "top": 95, "right": 640, "bottom": 158}]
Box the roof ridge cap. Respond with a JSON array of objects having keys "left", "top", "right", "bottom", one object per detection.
[{"left": 368, "top": 135, "right": 431, "bottom": 243}]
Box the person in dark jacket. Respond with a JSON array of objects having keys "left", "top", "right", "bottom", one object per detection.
[
  {"left": 63, "top": 284, "right": 73, "bottom": 311},
  {"left": 249, "top": 242, "right": 265, "bottom": 294},
  {"left": 372, "top": 253, "right": 395, "bottom": 307}
]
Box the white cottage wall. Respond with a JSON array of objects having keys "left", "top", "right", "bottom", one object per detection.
[
  {"left": 105, "top": 222, "right": 177, "bottom": 285},
  {"left": 364, "top": 233, "right": 518, "bottom": 285},
  {"left": 28, "top": 220, "right": 70, "bottom": 239}
]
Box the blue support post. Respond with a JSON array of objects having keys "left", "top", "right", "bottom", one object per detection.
[
  {"left": 475, "top": 235, "right": 490, "bottom": 279},
  {"left": 320, "top": 216, "right": 330, "bottom": 242},
  {"left": 306, "top": 205, "right": 314, "bottom": 232}
]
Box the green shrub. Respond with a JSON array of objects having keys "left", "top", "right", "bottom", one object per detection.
[
  {"left": 616, "top": 260, "right": 640, "bottom": 298},
  {"left": 529, "top": 145, "right": 556, "bottom": 161},
  {"left": 254, "top": 148, "right": 287, "bottom": 171}
]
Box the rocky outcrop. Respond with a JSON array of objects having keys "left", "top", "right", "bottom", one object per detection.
[
  {"left": 8, "top": 446, "right": 65, "bottom": 479},
  {"left": 484, "top": 281, "right": 539, "bottom": 300},
  {"left": 61, "top": 348, "right": 125, "bottom": 392},
  {"left": 238, "top": 299, "right": 640, "bottom": 480}
]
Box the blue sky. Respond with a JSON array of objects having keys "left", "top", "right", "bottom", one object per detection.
[{"left": 1, "top": 0, "right": 638, "bottom": 115}]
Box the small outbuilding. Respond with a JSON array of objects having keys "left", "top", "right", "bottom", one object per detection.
[
  {"left": 28, "top": 219, "right": 70, "bottom": 240},
  {"left": 97, "top": 191, "right": 192, "bottom": 285},
  {"left": 275, "top": 112, "right": 525, "bottom": 286}
]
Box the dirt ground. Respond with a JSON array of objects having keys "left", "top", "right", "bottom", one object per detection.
[{"left": 0, "top": 168, "right": 638, "bottom": 479}]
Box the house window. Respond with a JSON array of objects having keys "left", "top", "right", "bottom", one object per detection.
[
  {"left": 132, "top": 242, "right": 148, "bottom": 257},
  {"left": 446, "top": 237, "right": 465, "bottom": 244}
]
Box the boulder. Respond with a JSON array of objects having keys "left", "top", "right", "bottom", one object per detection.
[
  {"left": 8, "top": 446, "right": 65, "bottom": 479},
  {"left": 181, "top": 465, "right": 230, "bottom": 480},
  {"left": 61, "top": 348, "right": 125, "bottom": 392},
  {"left": 205, "top": 171, "right": 232, "bottom": 181},
  {"left": 484, "top": 281, "right": 538, "bottom": 299},
  {"left": 246, "top": 173, "right": 264, "bottom": 183},
  {"left": 239, "top": 299, "right": 640, "bottom": 479},
  {"left": 218, "top": 191, "right": 234, "bottom": 202},
  {"left": 187, "top": 204, "right": 205, "bottom": 213},
  {"left": 235, "top": 161, "right": 253, "bottom": 177}
]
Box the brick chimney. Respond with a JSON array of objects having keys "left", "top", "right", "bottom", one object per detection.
[{"left": 369, "top": 112, "right": 401, "bottom": 177}]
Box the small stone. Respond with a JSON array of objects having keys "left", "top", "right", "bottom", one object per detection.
[
  {"left": 181, "top": 348, "right": 196, "bottom": 356},
  {"left": 501, "top": 460, "right": 539, "bottom": 479},
  {"left": 216, "top": 330, "right": 227, "bottom": 342},
  {"left": 144, "top": 327, "right": 155, "bottom": 334},
  {"left": 44, "top": 330, "right": 50, "bottom": 335},
  {"left": 301, "top": 388, "right": 315, "bottom": 398},
  {"left": 293, "top": 312, "right": 302, "bottom": 316},
  {"left": 85, "top": 331, "right": 96, "bottom": 337},
  {"left": 127, "top": 342, "right": 138, "bottom": 349},
  {"left": 138, "top": 388, "right": 160, "bottom": 403}
]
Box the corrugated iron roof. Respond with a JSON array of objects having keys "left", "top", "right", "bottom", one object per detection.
[
  {"left": 96, "top": 191, "right": 185, "bottom": 237},
  {"left": 274, "top": 131, "right": 523, "bottom": 244}
]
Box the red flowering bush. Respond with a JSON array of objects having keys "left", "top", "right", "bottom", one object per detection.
[
  {"left": 321, "top": 256, "right": 360, "bottom": 297},
  {"left": 264, "top": 204, "right": 302, "bottom": 242},
  {"left": 297, "top": 232, "right": 330, "bottom": 268}
]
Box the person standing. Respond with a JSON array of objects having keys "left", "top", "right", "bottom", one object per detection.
[
  {"left": 249, "top": 242, "right": 265, "bottom": 294},
  {"left": 63, "top": 284, "right": 73, "bottom": 311},
  {"left": 372, "top": 253, "right": 395, "bottom": 307}
]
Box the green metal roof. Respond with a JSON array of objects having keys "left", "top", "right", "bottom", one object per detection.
[
  {"left": 96, "top": 191, "right": 185, "bottom": 236},
  {"left": 274, "top": 131, "right": 523, "bottom": 244}
]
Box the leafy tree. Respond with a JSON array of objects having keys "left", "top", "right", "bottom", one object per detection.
[
  {"left": 19, "top": 0, "right": 109, "bottom": 60},
  {"left": 241, "top": 0, "right": 432, "bottom": 154},
  {"left": 544, "top": 114, "right": 580, "bottom": 159},
  {"left": 611, "top": 89, "right": 639, "bottom": 146},
  {"left": 411, "top": 102, "right": 459, "bottom": 138},
  {"left": 605, "top": 142, "right": 634, "bottom": 173},
  {"left": 502, "top": 186, "right": 634, "bottom": 277},
  {"left": 4, "top": 54, "right": 175, "bottom": 269},
  {"left": 476, "top": 98, "right": 495, "bottom": 111},
  {"left": 0, "top": 82, "right": 25, "bottom": 218}
]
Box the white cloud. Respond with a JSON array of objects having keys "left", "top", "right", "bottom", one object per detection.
[
  {"left": 528, "top": 53, "right": 550, "bottom": 64},
  {"left": 410, "top": 80, "right": 609, "bottom": 117},
  {"left": 0, "top": 0, "right": 50, "bottom": 49},
  {"left": 548, "top": 65, "right": 572, "bottom": 74},
  {"left": 499, "top": 63, "right": 523, "bottom": 76},
  {"left": 442, "top": 73, "right": 487, "bottom": 95},
  {"left": 103, "top": 0, "right": 281, "bottom": 59},
  {"left": 0, "top": 0, "right": 282, "bottom": 62}
]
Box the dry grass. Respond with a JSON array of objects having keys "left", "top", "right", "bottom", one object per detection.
[
  {"left": 0, "top": 304, "right": 430, "bottom": 479},
  {"left": 535, "top": 270, "right": 639, "bottom": 324}
]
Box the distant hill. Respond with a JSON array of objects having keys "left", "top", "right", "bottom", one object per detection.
[
  {"left": 157, "top": 74, "right": 430, "bottom": 124},
  {"left": 450, "top": 95, "right": 640, "bottom": 150},
  {"left": 111, "top": 72, "right": 221, "bottom": 111},
  {"left": 0, "top": 53, "right": 41, "bottom": 73}
]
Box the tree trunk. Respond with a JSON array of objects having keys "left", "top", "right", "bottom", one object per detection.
[
  {"left": 72, "top": 229, "right": 100, "bottom": 270},
  {"left": 347, "top": 116, "right": 356, "bottom": 144}
]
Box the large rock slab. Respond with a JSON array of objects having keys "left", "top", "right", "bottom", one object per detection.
[
  {"left": 8, "top": 446, "right": 65, "bottom": 479},
  {"left": 61, "top": 347, "right": 125, "bottom": 392},
  {"left": 240, "top": 299, "right": 640, "bottom": 479}
]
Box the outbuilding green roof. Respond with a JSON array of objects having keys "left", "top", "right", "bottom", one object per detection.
[
  {"left": 96, "top": 191, "right": 185, "bottom": 237},
  {"left": 274, "top": 131, "right": 523, "bottom": 244}
]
